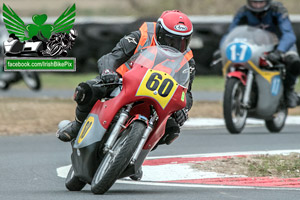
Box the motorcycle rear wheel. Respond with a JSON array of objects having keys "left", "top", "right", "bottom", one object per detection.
[
  {"left": 65, "top": 166, "right": 86, "bottom": 191},
  {"left": 0, "top": 80, "right": 9, "bottom": 90},
  {"left": 223, "top": 78, "right": 248, "bottom": 134},
  {"left": 21, "top": 72, "right": 41, "bottom": 90},
  {"left": 91, "top": 121, "right": 146, "bottom": 194},
  {"left": 265, "top": 103, "right": 287, "bottom": 133}
]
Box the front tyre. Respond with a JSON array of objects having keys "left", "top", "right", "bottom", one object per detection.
[
  {"left": 223, "top": 78, "right": 248, "bottom": 134},
  {"left": 65, "top": 166, "right": 86, "bottom": 191},
  {"left": 91, "top": 121, "right": 146, "bottom": 194},
  {"left": 265, "top": 103, "right": 287, "bottom": 133}
]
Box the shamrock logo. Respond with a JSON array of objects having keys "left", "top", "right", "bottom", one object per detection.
[
  {"left": 26, "top": 14, "right": 54, "bottom": 40},
  {"left": 2, "top": 3, "right": 76, "bottom": 41}
]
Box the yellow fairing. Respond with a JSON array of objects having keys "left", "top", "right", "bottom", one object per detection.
[
  {"left": 248, "top": 61, "right": 280, "bottom": 83},
  {"left": 136, "top": 69, "right": 178, "bottom": 109},
  {"left": 78, "top": 116, "right": 94, "bottom": 144}
]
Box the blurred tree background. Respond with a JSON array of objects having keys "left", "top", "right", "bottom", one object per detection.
[
  {"left": 1, "top": 0, "right": 299, "bottom": 75},
  {"left": 2, "top": 0, "right": 299, "bottom": 17}
]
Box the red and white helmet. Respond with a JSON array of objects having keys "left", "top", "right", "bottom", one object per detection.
[{"left": 156, "top": 10, "right": 193, "bottom": 53}]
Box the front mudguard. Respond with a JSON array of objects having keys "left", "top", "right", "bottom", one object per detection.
[
  {"left": 124, "top": 114, "right": 148, "bottom": 128},
  {"left": 227, "top": 71, "right": 247, "bottom": 85}
]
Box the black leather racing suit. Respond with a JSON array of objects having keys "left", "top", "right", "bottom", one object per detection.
[{"left": 97, "top": 30, "right": 196, "bottom": 111}]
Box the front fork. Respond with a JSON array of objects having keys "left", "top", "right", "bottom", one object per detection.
[
  {"left": 103, "top": 103, "right": 133, "bottom": 153},
  {"left": 103, "top": 103, "right": 159, "bottom": 163},
  {"left": 243, "top": 70, "right": 254, "bottom": 108},
  {"left": 130, "top": 110, "right": 158, "bottom": 165}
]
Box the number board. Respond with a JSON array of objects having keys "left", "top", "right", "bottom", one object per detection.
[
  {"left": 226, "top": 42, "right": 252, "bottom": 63},
  {"left": 271, "top": 75, "right": 281, "bottom": 96},
  {"left": 136, "top": 70, "right": 178, "bottom": 109}
]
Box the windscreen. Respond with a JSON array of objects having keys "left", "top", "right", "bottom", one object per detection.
[
  {"left": 223, "top": 25, "right": 278, "bottom": 47},
  {"left": 127, "top": 45, "right": 190, "bottom": 87}
]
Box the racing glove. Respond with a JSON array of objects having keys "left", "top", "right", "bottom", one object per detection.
[
  {"left": 101, "top": 69, "right": 119, "bottom": 83},
  {"left": 267, "top": 50, "right": 283, "bottom": 64},
  {"left": 174, "top": 108, "right": 189, "bottom": 127},
  {"left": 73, "top": 82, "right": 92, "bottom": 104}
]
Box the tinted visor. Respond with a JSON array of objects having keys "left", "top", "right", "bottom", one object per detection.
[
  {"left": 247, "top": 0, "right": 270, "bottom": 12},
  {"left": 157, "top": 28, "right": 191, "bottom": 53}
]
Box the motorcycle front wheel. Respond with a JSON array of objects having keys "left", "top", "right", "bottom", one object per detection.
[
  {"left": 91, "top": 121, "right": 146, "bottom": 194},
  {"left": 265, "top": 102, "right": 288, "bottom": 133},
  {"left": 223, "top": 77, "right": 248, "bottom": 134},
  {"left": 65, "top": 166, "right": 86, "bottom": 191}
]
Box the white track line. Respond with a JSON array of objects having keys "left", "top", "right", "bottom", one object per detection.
[
  {"left": 184, "top": 116, "right": 300, "bottom": 128},
  {"left": 57, "top": 149, "right": 300, "bottom": 191},
  {"left": 116, "top": 179, "right": 300, "bottom": 191},
  {"left": 146, "top": 149, "right": 300, "bottom": 160}
]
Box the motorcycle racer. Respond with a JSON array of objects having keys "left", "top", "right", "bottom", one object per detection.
[
  {"left": 221, "top": 0, "right": 300, "bottom": 108},
  {"left": 57, "top": 10, "right": 196, "bottom": 147}
]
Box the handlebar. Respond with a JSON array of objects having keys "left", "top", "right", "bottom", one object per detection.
[
  {"left": 92, "top": 78, "right": 123, "bottom": 88},
  {"left": 262, "top": 54, "right": 285, "bottom": 70}
]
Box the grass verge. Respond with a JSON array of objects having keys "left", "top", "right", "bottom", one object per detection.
[
  {"left": 192, "top": 153, "right": 300, "bottom": 178},
  {"left": 1, "top": 98, "right": 300, "bottom": 135},
  {"left": 0, "top": 98, "right": 76, "bottom": 135}
]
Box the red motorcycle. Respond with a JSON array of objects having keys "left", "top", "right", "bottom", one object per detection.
[{"left": 64, "top": 46, "right": 190, "bottom": 194}]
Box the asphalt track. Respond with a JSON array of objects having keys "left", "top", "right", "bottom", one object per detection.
[{"left": 1, "top": 125, "right": 300, "bottom": 200}]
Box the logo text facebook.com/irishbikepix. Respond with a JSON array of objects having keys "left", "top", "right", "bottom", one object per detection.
[{"left": 2, "top": 3, "right": 77, "bottom": 71}]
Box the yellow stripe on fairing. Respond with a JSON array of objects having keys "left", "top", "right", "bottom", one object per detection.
[
  {"left": 222, "top": 60, "right": 232, "bottom": 77},
  {"left": 248, "top": 60, "right": 280, "bottom": 83}
]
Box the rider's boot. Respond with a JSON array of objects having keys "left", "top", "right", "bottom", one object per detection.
[
  {"left": 285, "top": 86, "right": 298, "bottom": 108},
  {"left": 284, "top": 74, "right": 298, "bottom": 108},
  {"left": 163, "top": 117, "right": 180, "bottom": 145},
  {"left": 56, "top": 107, "right": 89, "bottom": 142},
  {"left": 284, "top": 54, "right": 300, "bottom": 108},
  {"left": 56, "top": 119, "right": 82, "bottom": 142},
  {"left": 152, "top": 118, "right": 180, "bottom": 151}
]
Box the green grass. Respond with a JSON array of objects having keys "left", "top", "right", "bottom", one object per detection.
[
  {"left": 14, "top": 73, "right": 226, "bottom": 91},
  {"left": 247, "top": 153, "right": 300, "bottom": 178},
  {"left": 192, "top": 75, "right": 225, "bottom": 92},
  {"left": 10, "top": 73, "right": 300, "bottom": 92},
  {"left": 12, "top": 72, "right": 99, "bottom": 89},
  {"left": 192, "top": 153, "right": 300, "bottom": 178},
  {"left": 40, "top": 72, "right": 99, "bottom": 89}
]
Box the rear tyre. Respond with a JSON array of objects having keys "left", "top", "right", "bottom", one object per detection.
[
  {"left": 91, "top": 121, "right": 146, "bottom": 194},
  {"left": 65, "top": 166, "right": 86, "bottom": 191},
  {"left": 265, "top": 102, "right": 287, "bottom": 133},
  {"left": 223, "top": 78, "right": 247, "bottom": 134},
  {"left": 21, "top": 72, "right": 41, "bottom": 90},
  {"left": 0, "top": 80, "right": 9, "bottom": 90}
]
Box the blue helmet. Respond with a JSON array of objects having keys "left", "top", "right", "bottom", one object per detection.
[{"left": 246, "top": 0, "right": 272, "bottom": 13}]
